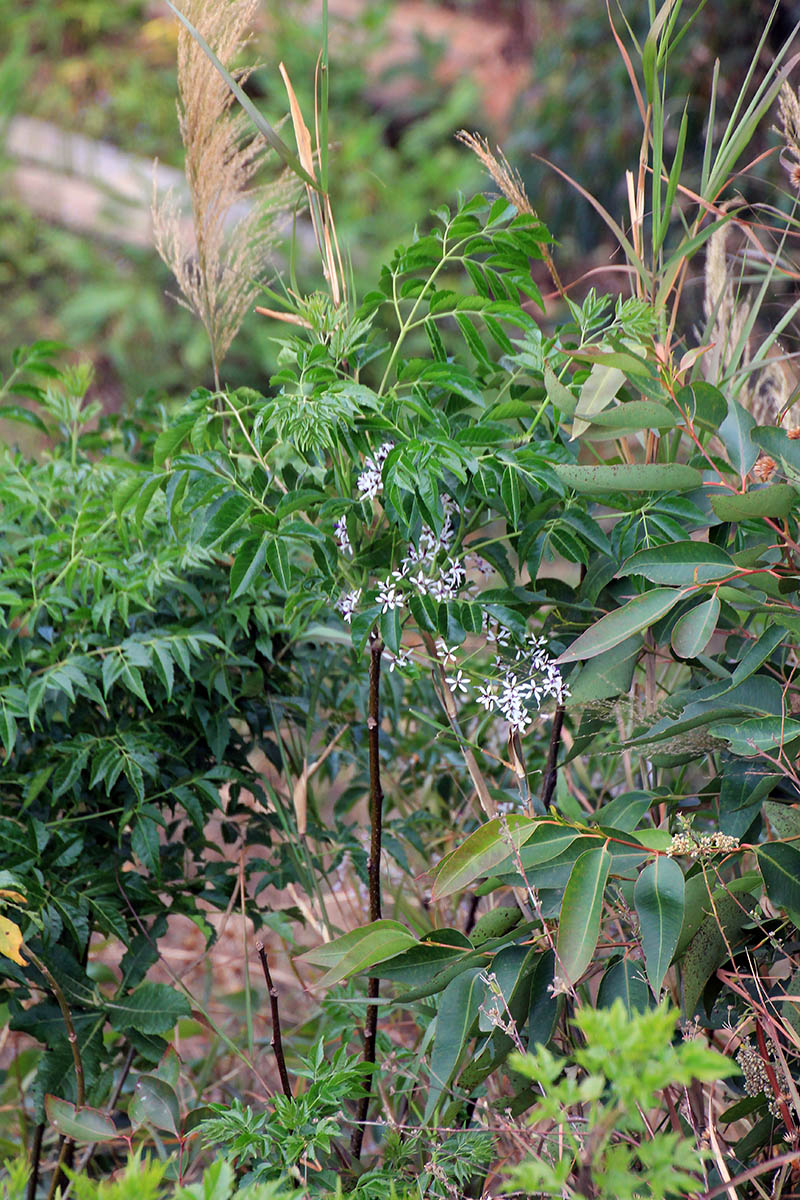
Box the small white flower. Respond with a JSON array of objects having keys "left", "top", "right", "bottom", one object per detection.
[
  {"left": 336, "top": 588, "right": 362, "bottom": 624},
  {"left": 377, "top": 579, "right": 404, "bottom": 614},
  {"left": 357, "top": 467, "right": 382, "bottom": 500},
  {"left": 375, "top": 441, "right": 395, "bottom": 466},
  {"left": 436, "top": 639, "right": 458, "bottom": 666},
  {"left": 388, "top": 648, "right": 412, "bottom": 672},
  {"left": 446, "top": 670, "right": 468, "bottom": 696},
  {"left": 477, "top": 683, "right": 497, "bottom": 711}
]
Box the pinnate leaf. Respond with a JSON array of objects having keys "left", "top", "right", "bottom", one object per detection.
[{"left": 107, "top": 983, "right": 191, "bottom": 1035}]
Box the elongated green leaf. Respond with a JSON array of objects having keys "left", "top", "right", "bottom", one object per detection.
[
  {"left": 424, "top": 968, "right": 483, "bottom": 1119},
  {"left": 431, "top": 815, "right": 538, "bottom": 900},
  {"left": 298, "top": 920, "right": 418, "bottom": 988},
  {"left": 162, "top": 0, "right": 318, "bottom": 189},
  {"left": 45, "top": 1097, "right": 117, "bottom": 1144},
  {"left": 230, "top": 535, "right": 268, "bottom": 600},
  {"left": 711, "top": 485, "right": 798, "bottom": 521},
  {"left": 620, "top": 540, "right": 734, "bottom": 585},
  {"left": 597, "top": 957, "right": 650, "bottom": 1014},
  {"left": 595, "top": 792, "right": 653, "bottom": 833},
  {"left": 571, "top": 363, "right": 626, "bottom": 438},
  {"left": 710, "top": 717, "right": 800, "bottom": 755},
  {"left": 366, "top": 938, "right": 469, "bottom": 988},
  {"left": 129, "top": 1075, "right": 180, "bottom": 1135},
  {"left": 0, "top": 404, "right": 49, "bottom": 434},
  {"left": 762, "top": 801, "right": 800, "bottom": 840},
  {"left": 265, "top": 538, "right": 292, "bottom": 590},
  {"left": 720, "top": 398, "right": 757, "bottom": 476},
  {"left": 752, "top": 425, "right": 800, "bottom": 478},
  {"left": 554, "top": 463, "right": 702, "bottom": 494},
  {"left": 681, "top": 891, "right": 755, "bottom": 1017},
  {"left": 567, "top": 635, "right": 642, "bottom": 705},
  {"left": 634, "top": 857, "right": 685, "bottom": 994},
  {"left": 544, "top": 365, "right": 577, "bottom": 416},
  {"left": 501, "top": 466, "right": 521, "bottom": 528},
  {"left": 153, "top": 417, "right": 194, "bottom": 466},
  {"left": 730, "top": 626, "right": 788, "bottom": 686},
  {"left": 556, "top": 588, "right": 687, "bottom": 664},
  {"left": 757, "top": 843, "right": 800, "bottom": 914},
  {"left": 581, "top": 400, "right": 677, "bottom": 439},
  {"left": 556, "top": 845, "right": 612, "bottom": 985},
  {"left": 671, "top": 596, "right": 720, "bottom": 659}
]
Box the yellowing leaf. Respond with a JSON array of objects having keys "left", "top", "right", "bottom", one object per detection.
[
  {"left": 0, "top": 889, "right": 26, "bottom": 904},
  {"left": 0, "top": 914, "right": 26, "bottom": 966}
]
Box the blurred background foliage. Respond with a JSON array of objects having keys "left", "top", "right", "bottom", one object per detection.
[{"left": 0, "top": 0, "right": 794, "bottom": 407}]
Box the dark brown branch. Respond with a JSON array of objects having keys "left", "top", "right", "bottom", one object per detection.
[
  {"left": 350, "top": 630, "right": 384, "bottom": 1160},
  {"left": 539, "top": 703, "right": 565, "bottom": 812},
  {"left": 256, "top": 941, "right": 291, "bottom": 1098}
]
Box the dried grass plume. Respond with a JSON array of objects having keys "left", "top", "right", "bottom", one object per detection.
[
  {"left": 153, "top": 0, "right": 301, "bottom": 385},
  {"left": 456, "top": 129, "right": 563, "bottom": 298}
]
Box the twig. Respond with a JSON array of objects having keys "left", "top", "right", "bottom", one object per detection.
[
  {"left": 24, "top": 949, "right": 84, "bottom": 1106},
  {"left": 540, "top": 704, "right": 565, "bottom": 811},
  {"left": 699, "top": 1150, "right": 800, "bottom": 1199},
  {"left": 21, "top": 947, "right": 86, "bottom": 1200},
  {"left": 351, "top": 630, "right": 384, "bottom": 1160},
  {"left": 26, "top": 1123, "right": 44, "bottom": 1200},
  {"left": 255, "top": 941, "right": 292, "bottom": 1098}
]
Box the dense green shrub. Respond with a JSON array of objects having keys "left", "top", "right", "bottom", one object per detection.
[{"left": 0, "top": 345, "right": 305, "bottom": 1122}]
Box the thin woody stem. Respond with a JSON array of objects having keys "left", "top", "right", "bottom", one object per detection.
[
  {"left": 351, "top": 630, "right": 384, "bottom": 1160},
  {"left": 23, "top": 949, "right": 84, "bottom": 1200},
  {"left": 256, "top": 941, "right": 292, "bottom": 1098},
  {"left": 25, "top": 949, "right": 84, "bottom": 1105},
  {"left": 540, "top": 703, "right": 566, "bottom": 811}
]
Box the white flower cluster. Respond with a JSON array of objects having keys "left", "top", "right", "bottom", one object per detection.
[
  {"left": 356, "top": 441, "right": 395, "bottom": 500},
  {"left": 336, "top": 588, "right": 362, "bottom": 624},
  {"left": 666, "top": 828, "right": 740, "bottom": 859},
  {"left": 467, "top": 633, "right": 568, "bottom": 734},
  {"left": 333, "top": 515, "right": 353, "bottom": 557}
]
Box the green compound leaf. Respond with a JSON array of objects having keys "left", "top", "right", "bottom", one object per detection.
[
  {"left": 556, "top": 844, "right": 612, "bottom": 986},
  {"left": 634, "top": 857, "right": 685, "bottom": 994}
]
